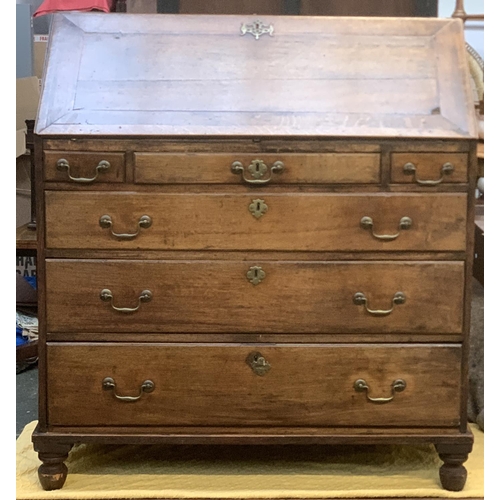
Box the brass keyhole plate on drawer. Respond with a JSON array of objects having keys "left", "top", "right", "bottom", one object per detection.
[{"left": 249, "top": 199, "right": 268, "bottom": 219}]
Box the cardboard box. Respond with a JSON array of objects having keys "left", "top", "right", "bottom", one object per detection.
[{"left": 33, "top": 35, "right": 49, "bottom": 81}]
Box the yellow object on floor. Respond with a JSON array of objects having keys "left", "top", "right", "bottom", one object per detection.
[{"left": 16, "top": 421, "right": 483, "bottom": 499}]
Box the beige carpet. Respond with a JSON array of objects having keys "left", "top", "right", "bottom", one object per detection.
[{"left": 16, "top": 421, "right": 483, "bottom": 500}]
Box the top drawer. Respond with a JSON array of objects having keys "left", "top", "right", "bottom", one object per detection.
[
  {"left": 134, "top": 153, "right": 380, "bottom": 185},
  {"left": 44, "top": 152, "right": 125, "bottom": 183}
]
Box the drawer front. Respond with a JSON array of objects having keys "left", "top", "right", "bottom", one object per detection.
[
  {"left": 46, "top": 260, "right": 464, "bottom": 334},
  {"left": 391, "top": 153, "right": 468, "bottom": 184},
  {"left": 134, "top": 153, "right": 380, "bottom": 184},
  {"left": 44, "top": 152, "right": 125, "bottom": 183},
  {"left": 47, "top": 343, "right": 462, "bottom": 427},
  {"left": 45, "top": 192, "right": 467, "bottom": 251}
]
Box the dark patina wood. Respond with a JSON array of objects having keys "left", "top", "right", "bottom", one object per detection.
[
  {"left": 33, "top": 13, "right": 477, "bottom": 491},
  {"left": 47, "top": 343, "right": 462, "bottom": 427}
]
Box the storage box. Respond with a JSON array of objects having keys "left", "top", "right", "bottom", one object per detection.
[{"left": 33, "top": 35, "right": 49, "bottom": 81}]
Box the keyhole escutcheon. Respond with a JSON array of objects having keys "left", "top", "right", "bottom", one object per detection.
[{"left": 249, "top": 198, "right": 268, "bottom": 219}]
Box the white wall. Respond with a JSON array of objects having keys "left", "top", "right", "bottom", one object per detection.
[{"left": 438, "top": 0, "right": 484, "bottom": 60}]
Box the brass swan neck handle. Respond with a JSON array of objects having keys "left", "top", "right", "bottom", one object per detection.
[
  {"left": 353, "top": 291, "right": 406, "bottom": 316},
  {"left": 99, "top": 214, "right": 152, "bottom": 240},
  {"left": 57, "top": 158, "right": 110, "bottom": 183},
  {"left": 100, "top": 289, "right": 152, "bottom": 313},
  {"left": 403, "top": 161, "right": 454, "bottom": 186},
  {"left": 102, "top": 377, "right": 155, "bottom": 402},
  {"left": 354, "top": 379, "right": 407, "bottom": 404}
]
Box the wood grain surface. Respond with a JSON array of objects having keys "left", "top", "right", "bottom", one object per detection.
[
  {"left": 46, "top": 343, "right": 462, "bottom": 427},
  {"left": 45, "top": 259, "right": 464, "bottom": 334},
  {"left": 35, "top": 14, "right": 477, "bottom": 139},
  {"left": 134, "top": 152, "right": 380, "bottom": 184},
  {"left": 45, "top": 192, "right": 467, "bottom": 251}
]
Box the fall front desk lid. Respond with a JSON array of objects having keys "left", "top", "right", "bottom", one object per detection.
[{"left": 36, "top": 13, "right": 477, "bottom": 139}]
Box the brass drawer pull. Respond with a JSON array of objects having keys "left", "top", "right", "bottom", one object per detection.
[
  {"left": 57, "top": 158, "right": 110, "bottom": 183},
  {"left": 99, "top": 214, "right": 152, "bottom": 240},
  {"left": 231, "top": 159, "right": 284, "bottom": 184},
  {"left": 403, "top": 161, "right": 454, "bottom": 185},
  {"left": 353, "top": 291, "right": 406, "bottom": 316},
  {"left": 247, "top": 266, "right": 266, "bottom": 285},
  {"left": 100, "top": 289, "right": 152, "bottom": 313},
  {"left": 102, "top": 377, "right": 155, "bottom": 402},
  {"left": 246, "top": 351, "right": 271, "bottom": 376},
  {"left": 360, "top": 216, "right": 412, "bottom": 241},
  {"left": 354, "top": 378, "right": 406, "bottom": 404}
]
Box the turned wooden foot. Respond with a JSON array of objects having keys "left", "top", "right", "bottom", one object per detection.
[
  {"left": 435, "top": 443, "right": 472, "bottom": 492},
  {"left": 35, "top": 443, "right": 73, "bottom": 491}
]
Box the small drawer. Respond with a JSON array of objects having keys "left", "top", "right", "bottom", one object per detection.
[
  {"left": 45, "top": 259, "right": 464, "bottom": 334},
  {"left": 391, "top": 153, "right": 468, "bottom": 185},
  {"left": 134, "top": 153, "right": 380, "bottom": 184},
  {"left": 47, "top": 343, "right": 462, "bottom": 427},
  {"left": 45, "top": 192, "right": 467, "bottom": 252},
  {"left": 44, "top": 152, "right": 125, "bottom": 183}
]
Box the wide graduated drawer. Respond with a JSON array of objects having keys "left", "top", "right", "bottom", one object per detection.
[
  {"left": 45, "top": 260, "right": 464, "bottom": 334},
  {"left": 134, "top": 152, "right": 380, "bottom": 184},
  {"left": 45, "top": 192, "right": 467, "bottom": 251},
  {"left": 46, "top": 343, "right": 462, "bottom": 427}
]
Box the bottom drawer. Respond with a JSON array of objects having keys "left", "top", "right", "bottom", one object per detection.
[{"left": 47, "top": 343, "right": 462, "bottom": 428}]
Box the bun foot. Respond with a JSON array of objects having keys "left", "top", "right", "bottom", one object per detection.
[
  {"left": 35, "top": 443, "right": 73, "bottom": 491},
  {"left": 38, "top": 459, "right": 68, "bottom": 491},
  {"left": 435, "top": 443, "right": 472, "bottom": 492},
  {"left": 438, "top": 460, "right": 467, "bottom": 491}
]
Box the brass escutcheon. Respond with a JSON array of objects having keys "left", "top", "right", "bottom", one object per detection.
[
  {"left": 249, "top": 199, "right": 268, "bottom": 219},
  {"left": 246, "top": 351, "right": 271, "bottom": 376},
  {"left": 231, "top": 160, "right": 284, "bottom": 184},
  {"left": 248, "top": 159, "right": 268, "bottom": 179},
  {"left": 240, "top": 20, "right": 274, "bottom": 39},
  {"left": 247, "top": 266, "right": 266, "bottom": 285}
]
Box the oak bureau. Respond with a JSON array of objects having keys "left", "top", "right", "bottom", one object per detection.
[{"left": 33, "top": 13, "right": 478, "bottom": 491}]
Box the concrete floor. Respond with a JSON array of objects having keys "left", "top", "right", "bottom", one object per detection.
[
  {"left": 16, "top": 278, "right": 484, "bottom": 438},
  {"left": 16, "top": 363, "right": 38, "bottom": 438}
]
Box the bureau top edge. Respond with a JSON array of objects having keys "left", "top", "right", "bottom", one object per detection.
[{"left": 37, "top": 135, "right": 476, "bottom": 150}]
